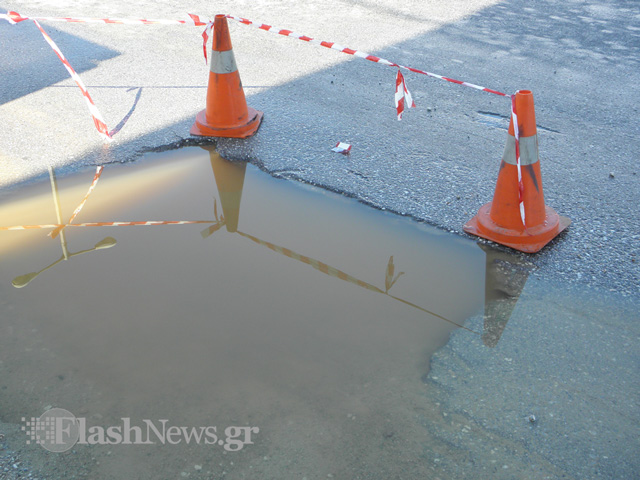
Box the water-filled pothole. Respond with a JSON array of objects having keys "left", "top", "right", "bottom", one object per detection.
[{"left": 0, "top": 147, "right": 530, "bottom": 479}]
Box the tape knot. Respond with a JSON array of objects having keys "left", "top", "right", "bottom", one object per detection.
[{"left": 2, "top": 11, "right": 28, "bottom": 24}]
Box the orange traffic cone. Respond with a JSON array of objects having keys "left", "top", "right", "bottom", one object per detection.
[
  {"left": 190, "top": 14, "right": 263, "bottom": 138},
  {"left": 464, "top": 90, "right": 570, "bottom": 253}
]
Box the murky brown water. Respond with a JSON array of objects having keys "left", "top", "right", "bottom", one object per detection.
[{"left": 0, "top": 148, "right": 529, "bottom": 479}]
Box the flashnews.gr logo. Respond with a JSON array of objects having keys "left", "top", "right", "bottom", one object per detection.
[{"left": 22, "top": 408, "right": 259, "bottom": 453}]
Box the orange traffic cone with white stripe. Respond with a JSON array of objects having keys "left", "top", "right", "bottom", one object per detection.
[
  {"left": 190, "top": 14, "right": 263, "bottom": 138},
  {"left": 464, "top": 90, "right": 570, "bottom": 253}
]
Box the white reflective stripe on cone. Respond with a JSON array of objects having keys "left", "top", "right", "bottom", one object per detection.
[
  {"left": 209, "top": 50, "right": 238, "bottom": 74},
  {"left": 502, "top": 135, "right": 538, "bottom": 166}
]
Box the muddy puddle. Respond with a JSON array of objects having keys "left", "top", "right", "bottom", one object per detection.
[{"left": 1, "top": 147, "right": 538, "bottom": 479}]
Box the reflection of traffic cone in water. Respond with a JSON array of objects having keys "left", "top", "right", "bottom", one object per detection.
[
  {"left": 205, "top": 147, "right": 246, "bottom": 233},
  {"left": 479, "top": 244, "right": 532, "bottom": 347},
  {"left": 464, "top": 90, "right": 570, "bottom": 253},
  {"left": 190, "top": 14, "right": 263, "bottom": 138}
]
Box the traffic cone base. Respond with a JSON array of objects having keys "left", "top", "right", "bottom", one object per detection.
[
  {"left": 464, "top": 203, "right": 570, "bottom": 253},
  {"left": 464, "top": 90, "right": 570, "bottom": 253},
  {"left": 191, "top": 106, "right": 263, "bottom": 139}
]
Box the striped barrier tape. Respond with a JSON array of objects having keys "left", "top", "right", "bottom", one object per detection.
[
  {"left": 1, "top": 11, "right": 209, "bottom": 139},
  {"left": 1, "top": 220, "right": 215, "bottom": 231},
  {"left": 510, "top": 93, "right": 525, "bottom": 226},
  {"left": 2, "top": 10, "right": 507, "bottom": 97},
  {"left": 224, "top": 14, "right": 508, "bottom": 99},
  {"left": 30, "top": 19, "right": 112, "bottom": 141},
  {"left": 1, "top": 11, "right": 206, "bottom": 26},
  {"left": 200, "top": 21, "right": 215, "bottom": 64},
  {"left": 4, "top": 9, "right": 509, "bottom": 126},
  {"left": 3, "top": 10, "right": 522, "bottom": 202},
  {"left": 395, "top": 70, "right": 415, "bottom": 120},
  {"left": 2, "top": 11, "right": 213, "bottom": 62}
]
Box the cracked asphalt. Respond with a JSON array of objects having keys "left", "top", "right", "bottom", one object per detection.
[
  {"left": 1, "top": 0, "right": 638, "bottom": 296},
  {"left": 1, "top": 1, "right": 639, "bottom": 479}
]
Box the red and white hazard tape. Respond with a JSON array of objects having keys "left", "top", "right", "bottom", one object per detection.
[
  {"left": 1, "top": 220, "right": 215, "bottom": 231},
  {"left": 3, "top": 8, "right": 510, "bottom": 131},
  {"left": 395, "top": 71, "right": 415, "bottom": 120},
  {"left": 200, "top": 21, "right": 215, "bottom": 64},
  {"left": 225, "top": 14, "right": 509, "bottom": 102},
  {"left": 2, "top": 11, "right": 213, "bottom": 62},
  {"left": 29, "top": 19, "right": 112, "bottom": 141},
  {"left": 3, "top": 10, "right": 508, "bottom": 99},
  {"left": 225, "top": 12, "right": 523, "bottom": 216},
  {"left": 510, "top": 93, "right": 525, "bottom": 226},
  {"left": 3, "top": 9, "right": 524, "bottom": 206},
  {"left": 1, "top": 11, "right": 210, "bottom": 139},
  {"left": 1, "top": 11, "right": 206, "bottom": 26}
]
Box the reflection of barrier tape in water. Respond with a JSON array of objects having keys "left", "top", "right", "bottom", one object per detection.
[
  {"left": 49, "top": 165, "right": 105, "bottom": 239},
  {"left": 66, "top": 166, "right": 104, "bottom": 223},
  {"left": 238, "top": 231, "right": 384, "bottom": 294},
  {"left": 0, "top": 165, "right": 212, "bottom": 232},
  {"left": 236, "top": 230, "right": 478, "bottom": 334},
  {"left": 1, "top": 220, "right": 215, "bottom": 231}
]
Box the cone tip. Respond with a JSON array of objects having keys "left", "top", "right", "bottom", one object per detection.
[{"left": 213, "top": 15, "right": 232, "bottom": 51}]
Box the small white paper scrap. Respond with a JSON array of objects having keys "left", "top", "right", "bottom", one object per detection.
[{"left": 331, "top": 142, "right": 352, "bottom": 154}]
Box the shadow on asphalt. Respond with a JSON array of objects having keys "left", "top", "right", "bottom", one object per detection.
[
  {"left": 0, "top": 9, "right": 120, "bottom": 105},
  {"left": 2, "top": 1, "right": 639, "bottom": 478}
]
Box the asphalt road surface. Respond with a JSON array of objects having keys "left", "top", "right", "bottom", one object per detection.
[{"left": 1, "top": 1, "right": 639, "bottom": 479}]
